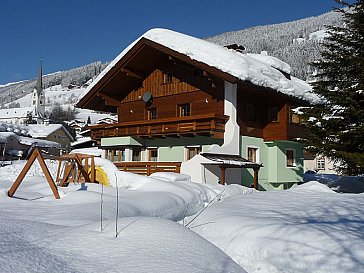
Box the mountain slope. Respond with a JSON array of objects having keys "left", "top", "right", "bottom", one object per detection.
[
  {"left": 206, "top": 10, "right": 344, "bottom": 79},
  {"left": 0, "top": 62, "right": 107, "bottom": 108}
]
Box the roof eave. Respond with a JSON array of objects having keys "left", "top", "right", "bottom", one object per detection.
[{"left": 76, "top": 37, "right": 238, "bottom": 110}]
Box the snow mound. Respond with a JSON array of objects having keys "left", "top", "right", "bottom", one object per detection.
[
  {"left": 149, "top": 172, "right": 191, "bottom": 182},
  {"left": 291, "top": 181, "right": 335, "bottom": 193}
]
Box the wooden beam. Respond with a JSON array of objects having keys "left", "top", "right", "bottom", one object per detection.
[
  {"left": 121, "top": 68, "right": 144, "bottom": 79},
  {"left": 8, "top": 148, "right": 60, "bottom": 199},
  {"left": 219, "top": 165, "right": 226, "bottom": 185},
  {"left": 253, "top": 167, "right": 260, "bottom": 190},
  {"left": 97, "top": 92, "right": 120, "bottom": 107}
]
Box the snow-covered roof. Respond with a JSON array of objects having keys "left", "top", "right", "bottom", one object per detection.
[
  {"left": 0, "top": 122, "right": 30, "bottom": 136},
  {"left": 0, "top": 134, "right": 6, "bottom": 143},
  {"left": 246, "top": 52, "right": 291, "bottom": 74},
  {"left": 71, "top": 136, "right": 94, "bottom": 147},
  {"left": 0, "top": 132, "right": 61, "bottom": 148},
  {"left": 84, "top": 28, "right": 319, "bottom": 104},
  {"left": 0, "top": 107, "right": 33, "bottom": 119},
  {"left": 27, "top": 124, "right": 74, "bottom": 141}
]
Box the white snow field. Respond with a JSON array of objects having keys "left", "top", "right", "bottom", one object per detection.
[{"left": 1, "top": 160, "right": 364, "bottom": 273}]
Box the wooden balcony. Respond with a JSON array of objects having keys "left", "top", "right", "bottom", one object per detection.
[
  {"left": 88, "top": 114, "right": 228, "bottom": 140},
  {"left": 114, "top": 161, "right": 181, "bottom": 176}
]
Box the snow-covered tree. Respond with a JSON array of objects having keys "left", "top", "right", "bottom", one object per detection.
[{"left": 302, "top": 0, "right": 364, "bottom": 175}]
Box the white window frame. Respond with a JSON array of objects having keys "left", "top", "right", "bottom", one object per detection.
[
  {"left": 286, "top": 148, "right": 296, "bottom": 167},
  {"left": 316, "top": 158, "right": 325, "bottom": 170},
  {"left": 246, "top": 145, "right": 260, "bottom": 163}
]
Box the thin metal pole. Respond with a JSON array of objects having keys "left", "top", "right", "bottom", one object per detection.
[
  {"left": 100, "top": 183, "right": 104, "bottom": 232},
  {"left": 115, "top": 173, "right": 119, "bottom": 238}
]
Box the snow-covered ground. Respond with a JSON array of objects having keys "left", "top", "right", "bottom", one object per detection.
[{"left": 0, "top": 160, "right": 363, "bottom": 273}]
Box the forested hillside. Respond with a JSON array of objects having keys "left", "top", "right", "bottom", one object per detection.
[
  {"left": 207, "top": 10, "right": 344, "bottom": 79},
  {"left": 0, "top": 62, "right": 107, "bottom": 108}
]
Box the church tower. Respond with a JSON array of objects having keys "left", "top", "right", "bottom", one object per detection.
[{"left": 30, "top": 62, "right": 45, "bottom": 123}]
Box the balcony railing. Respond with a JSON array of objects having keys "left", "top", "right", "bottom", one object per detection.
[
  {"left": 114, "top": 161, "right": 181, "bottom": 176},
  {"left": 88, "top": 114, "right": 228, "bottom": 140}
]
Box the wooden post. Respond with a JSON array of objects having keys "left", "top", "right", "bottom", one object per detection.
[
  {"left": 8, "top": 147, "right": 60, "bottom": 199},
  {"left": 56, "top": 159, "right": 62, "bottom": 184},
  {"left": 219, "top": 165, "right": 226, "bottom": 185},
  {"left": 90, "top": 156, "right": 95, "bottom": 183},
  {"left": 59, "top": 162, "right": 75, "bottom": 187},
  {"left": 253, "top": 167, "right": 260, "bottom": 190}
]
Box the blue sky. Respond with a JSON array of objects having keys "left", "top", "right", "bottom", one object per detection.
[{"left": 0, "top": 0, "right": 347, "bottom": 84}]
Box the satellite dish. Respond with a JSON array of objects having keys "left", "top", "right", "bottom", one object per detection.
[{"left": 142, "top": 92, "right": 153, "bottom": 104}]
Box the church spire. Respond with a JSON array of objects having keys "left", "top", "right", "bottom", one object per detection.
[{"left": 35, "top": 61, "right": 43, "bottom": 94}]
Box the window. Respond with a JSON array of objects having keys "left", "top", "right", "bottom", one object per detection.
[
  {"left": 247, "top": 147, "right": 259, "bottom": 163},
  {"left": 148, "top": 148, "right": 158, "bottom": 162},
  {"left": 286, "top": 149, "right": 296, "bottom": 167},
  {"left": 268, "top": 107, "right": 279, "bottom": 122},
  {"left": 147, "top": 108, "right": 157, "bottom": 120},
  {"left": 317, "top": 158, "right": 325, "bottom": 170},
  {"left": 132, "top": 147, "right": 141, "bottom": 161},
  {"left": 290, "top": 112, "right": 300, "bottom": 124},
  {"left": 178, "top": 103, "right": 191, "bottom": 117},
  {"left": 164, "top": 72, "right": 173, "bottom": 84},
  {"left": 186, "top": 146, "right": 202, "bottom": 160},
  {"left": 106, "top": 149, "right": 125, "bottom": 162},
  {"left": 246, "top": 103, "right": 255, "bottom": 121}
]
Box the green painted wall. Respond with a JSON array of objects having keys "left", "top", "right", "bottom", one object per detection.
[
  {"left": 266, "top": 140, "right": 304, "bottom": 185},
  {"left": 101, "top": 137, "right": 143, "bottom": 147},
  {"left": 241, "top": 137, "right": 304, "bottom": 190},
  {"left": 241, "top": 136, "right": 270, "bottom": 189},
  {"left": 100, "top": 136, "right": 222, "bottom": 162},
  {"left": 158, "top": 146, "right": 185, "bottom": 162}
]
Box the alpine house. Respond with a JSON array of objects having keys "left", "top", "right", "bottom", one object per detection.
[{"left": 77, "top": 28, "right": 318, "bottom": 190}]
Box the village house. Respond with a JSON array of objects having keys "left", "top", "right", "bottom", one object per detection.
[
  {"left": 0, "top": 132, "right": 60, "bottom": 161},
  {"left": 0, "top": 63, "right": 45, "bottom": 125},
  {"left": 76, "top": 28, "right": 318, "bottom": 190},
  {"left": 27, "top": 123, "right": 74, "bottom": 153}
]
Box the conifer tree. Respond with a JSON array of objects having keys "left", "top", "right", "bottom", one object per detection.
[{"left": 302, "top": 0, "right": 364, "bottom": 175}]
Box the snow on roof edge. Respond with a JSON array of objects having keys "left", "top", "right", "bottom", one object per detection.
[{"left": 81, "top": 28, "right": 320, "bottom": 104}]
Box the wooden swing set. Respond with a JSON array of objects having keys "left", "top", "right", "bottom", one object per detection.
[{"left": 8, "top": 147, "right": 99, "bottom": 200}]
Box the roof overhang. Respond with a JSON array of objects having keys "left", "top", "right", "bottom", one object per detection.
[
  {"left": 200, "top": 152, "right": 262, "bottom": 169},
  {"left": 76, "top": 37, "right": 238, "bottom": 112}
]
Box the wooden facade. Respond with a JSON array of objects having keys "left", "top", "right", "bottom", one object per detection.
[{"left": 78, "top": 38, "right": 306, "bottom": 143}]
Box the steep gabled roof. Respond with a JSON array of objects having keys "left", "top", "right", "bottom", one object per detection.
[
  {"left": 77, "top": 28, "right": 319, "bottom": 110},
  {"left": 27, "top": 124, "right": 74, "bottom": 141}
]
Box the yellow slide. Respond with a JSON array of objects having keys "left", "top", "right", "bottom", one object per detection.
[{"left": 88, "top": 166, "right": 110, "bottom": 186}]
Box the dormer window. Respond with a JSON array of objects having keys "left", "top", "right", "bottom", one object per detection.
[{"left": 164, "top": 72, "right": 173, "bottom": 84}]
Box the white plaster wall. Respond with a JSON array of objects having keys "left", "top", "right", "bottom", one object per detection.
[
  {"left": 304, "top": 157, "right": 339, "bottom": 174},
  {"left": 208, "top": 81, "right": 240, "bottom": 155},
  {"left": 181, "top": 81, "right": 242, "bottom": 185}
]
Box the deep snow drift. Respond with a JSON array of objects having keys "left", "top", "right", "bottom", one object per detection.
[{"left": 1, "top": 160, "right": 363, "bottom": 273}]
